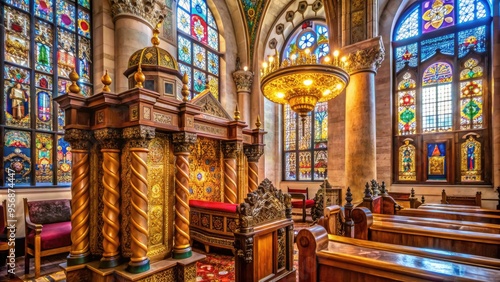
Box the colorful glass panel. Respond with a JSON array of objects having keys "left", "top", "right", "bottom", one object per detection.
[
  {"left": 460, "top": 97, "right": 483, "bottom": 129},
  {"left": 436, "top": 84, "right": 453, "bottom": 132},
  {"left": 422, "top": 0, "right": 455, "bottom": 34},
  {"left": 78, "top": 9, "right": 91, "bottom": 37},
  {"left": 36, "top": 89, "right": 52, "bottom": 130},
  {"left": 178, "top": 0, "right": 190, "bottom": 11},
  {"left": 395, "top": 7, "right": 419, "bottom": 41},
  {"left": 427, "top": 142, "right": 447, "bottom": 181},
  {"left": 313, "top": 150, "right": 327, "bottom": 180},
  {"left": 4, "top": 81, "right": 30, "bottom": 128},
  {"left": 78, "top": 36, "right": 92, "bottom": 83},
  {"left": 398, "top": 90, "right": 416, "bottom": 135},
  {"left": 178, "top": 36, "right": 192, "bottom": 63},
  {"left": 461, "top": 136, "right": 481, "bottom": 181},
  {"left": 35, "top": 133, "right": 53, "bottom": 183},
  {"left": 58, "top": 79, "right": 71, "bottom": 96},
  {"left": 4, "top": 65, "right": 30, "bottom": 84},
  {"left": 35, "top": 73, "right": 53, "bottom": 89},
  {"left": 207, "top": 51, "right": 219, "bottom": 75},
  {"left": 4, "top": 130, "right": 31, "bottom": 185},
  {"left": 35, "top": 21, "right": 54, "bottom": 73},
  {"left": 207, "top": 75, "right": 218, "bottom": 99},
  {"left": 5, "top": 0, "right": 30, "bottom": 11},
  {"left": 57, "top": 136, "right": 72, "bottom": 183},
  {"left": 460, "top": 80, "right": 482, "bottom": 98},
  {"left": 284, "top": 105, "right": 297, "bottom": 151},
  {"left": 422, "top": 62, "right": 453, "bottom": 86},
  {"left": 421, "top": 33, "right": 455, "bottom": 62},
  {"left": 35, "top": 0, "right": 54, "bottom": 21},
  {"left": 207, "top": 27, "right": 218, "bottom": 50},
  {"left": 298, "top": 32, "right": 315, "bottom": 49},
  {"left": 399, "top": 141, "right": 417, "bottom": 181},
  {"left": 193, "top": 43, "right": 206, "bottom": 70},
  {"left": 459, "top": 0, "right": 488, "bottom": 23},
  {"left": 177, "top": 7, "right": 190, "bottom": 34},
  {"left": 193, "top": 69, "right": 206, "bottom": 94},
  {"left": 284, "top": 152, "right": 297, "bottom": 180},
  {"left": 460, "top": 58, "right": 483, "bottom": 80},
  {"left": 298, "top": 112, "right": 312, "bottom": 150},
  {"left": 4, "top": 7, "right": 30, "bottom": 67},
  {"left": 314, "top": 102, "right": 328, "bottom": 148},
  {"left": 78, "top": 0, "right": 90, "bottom": 9},
  {"left": 178, "top": 63, "right": 192, "bottom": 89},
  {"left": 57, "top": 28, "right": 76, "bottom": 78},
  {"left": 298, "top": 152, "right": 312, "bottom": 181},
  {"left": 191, "top": 13, "right": 208, "bottom": 44},
  {"left": 398, "top": 72, "right": 417, "bottom": 90},
  {"left": 458, "top": 26, "right": 486, "bottom": 58},
  {"left": 57, "top": 0, "right": 76, "bottom": 31},
  {"left": 58, "top": 107, "right": 65, "bottom": 132},
  {"left": 395, "top": 43, "right": 418, "bottom": 72},
  {"left": 80, "top": 84, "right": 92, "bottom": 97},
  {"left": 191, "top": 0, "right": 207, "bottom": 20},
  {"left": 207, "top": 8, "right": 216, "bottom": 28}
]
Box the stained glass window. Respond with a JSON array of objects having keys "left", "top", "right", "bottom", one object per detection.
[
  {"left": 177, "top": 0, "right": 220, "bottom": 100},
  {"left": 284, "top": 21, "right": 329, "bottom": 60},
  {"left": 392, "top": 0, "right": 491, "bottom": 184},
  {"left": 1, "top": 0, "right": 92, "bottom": 188}
]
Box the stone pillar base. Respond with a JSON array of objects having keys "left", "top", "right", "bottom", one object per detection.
[
  {"left": 99, "top": 255, "right": 121, "bottom": 269},
  {"left": 172, "top": 246, "right": 192, "bottom": 259},
  {"left": 67, "top": 252, "right": 91, "bottom": 266}
]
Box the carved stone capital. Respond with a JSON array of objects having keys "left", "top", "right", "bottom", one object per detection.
[
  {"left": 122, "top": 125, "right": 155, "bottom": 148},
  {"left": 243, "top": 145, "right": 264, "bottom": 162},
  {"left": 64, "top": 129, "right": 92, "bottom": 150},
  {"left": 222, "top": 141, "right": 242, "bottom": 159},
  {"left": 232, "top": 70, "right": 254, "bottom": 93},
  {"left": 94, "top": 128, "right": 122, "bottom": 149},
  {"left": 343, "top": 37, "right": 385, "bottom": 74},
  {"left": 172, "top": 132, "right": 197, "bottom": 153},
  {"left": 109, "top": 0, "right": 167, "bottom": 28}
]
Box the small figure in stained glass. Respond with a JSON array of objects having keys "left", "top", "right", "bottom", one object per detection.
[
  {"left": 403, "top": 148, "right": 412, "bottom": 172},
  {"left": 9, "top": 83, "right": 29, "bottom": 120},
  {"left": 467, "top": 141, "right": 476, "bottom": 171}
]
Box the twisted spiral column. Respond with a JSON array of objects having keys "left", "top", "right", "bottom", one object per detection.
[
  {"left": 67, "top": 149, "right": 91, "bottom": 266},
  {"left": 244, "top": 144, "right": 264, "bottom": 194},
  {"left": 173, "top": 151, "right": 191, "bottom": 259},
  {"left": 248, "top": 162, "right": 259, "bottom": 192},
  {"left": 224, "top": 159, "right": 238, "bottom": 204},
  {"left": 100, "top": 149, "right": 121, "bottom": 268},
  {"left": 127, "top": 147, "right": 150, "bottom": 273}
]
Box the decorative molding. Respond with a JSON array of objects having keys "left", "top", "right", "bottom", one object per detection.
[
  {"left": 109, "top": 0, "right": 167, "bottom": 29},
  {"left": 191, "top": 92, "right": 232, "bottom": 120},
  {"left": 64, "top": 129, "right": 92, "bottom": 150},
  {"left": 153, "top": 112, "right": 173, "bottom": 125},
  {"left": 97, "top": 110, "right": 104, "bottom": 124},
  {"left": 94, "top": 128, "right": 122, "bottom": 149},
  {"left": 172, "top": 132, "right": 197, "bottom": 153},
  {"left": 194, "top": 123, "right": 227, "bottom": 137},
  {"left": 237, "top": 178, "right": 291, "bottom": 233},
  {"left": 222, "top": 141, "right": 242, "bottom": 159},
  {"left": 130, "top": 104, "right": 139, "bottom": 121},
  {"left": 144, "top": 107, "right": 151, "bottom": 120},
  {"left": 122, "top": 125, "right": 155, "bottom": 148},
  {"left": 232, "top": 70, "right": 254, "bottom": 93},
  {"left": 344, "top": 37, "right": 385, "bottom": 74},
  {"left": 243, "top": 144, "right": 264, "bottom": 162}
]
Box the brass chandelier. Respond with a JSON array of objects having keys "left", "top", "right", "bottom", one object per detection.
[{"left": 260, "top": 49, "right": 349, "bottom": 129}]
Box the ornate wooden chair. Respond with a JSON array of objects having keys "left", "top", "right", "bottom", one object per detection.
[
  {"left": 23, "top": 198, "right": 72, "bottom": 278},
  {"left": 288, "top": 187, "right": 315, "bottom": 222},
  {"left": 0, "top": 200, "right": 8, "bottom": 269}
]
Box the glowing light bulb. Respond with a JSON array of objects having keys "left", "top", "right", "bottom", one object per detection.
[
  {"left": 341, "top": 56, "right": 347, "bottom": 62},
  {"left": 244, "top": 66, "right": 248, "bottom": 71},
  {"left": 305, "top": 48, "right": 311, "bottom": 54},
  {"left": 333, "top": 50, "right": 339, "bottom": 57},
  {"left": 262, "top": 62, "right": 268, "bottom": 68},
  {"left": 269, "top": 56, "right": 274, "bottom": 63},
  {"left": 324, "top": 56, "right": 331, "bottom": 63},
  {"left": 336, "top": 83, "right": 343, "bottom": 90},
  {"left": 303, "top": 79, "right": 313, "bottom": 86},
  {"left": 323, "top": 89, "right": 331, "bottom": 96},
  {"left": 276, "top": 92, "right": 285, "bottom": 98},
  {"left": 291, "top": 54, "right": 297, "bottom": 61}
]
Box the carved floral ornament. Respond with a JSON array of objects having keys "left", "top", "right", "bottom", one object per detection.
[
  {"left": 232, "top": 69, "right": 254, "bottom": 93},
  {"left": 109, "top": 0, "right": 167, "bottom": 28},
  {"left": 344, "top": 44, "right": 385, "bottom": 74}
]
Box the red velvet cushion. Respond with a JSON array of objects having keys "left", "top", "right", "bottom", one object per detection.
[
  {"left": 27, "top": 222, "right": 71, "bottom": 250},
  {"left": 189, "top": 200, "right": 238, "bottom": 213},
  {"left": 291, "top": 199, "right": 315, "bottom": 208}
]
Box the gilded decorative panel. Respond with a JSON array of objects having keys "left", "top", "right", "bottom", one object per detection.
[
  {"left": 461, "top": 135, "right": 481, "bottom": 182},
  {"left": 188, "top": 137, "right": 222, "bottom": 202},
  {"left": 90, "top": 143, "right": 105, "bottom": 255},
  {"left": 120, "top": 141, "right": 132, "bottom": 257}
]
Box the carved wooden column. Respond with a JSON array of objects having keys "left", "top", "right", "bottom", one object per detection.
[
  {"left": 343, "top": 37, "right": 385, "bottom": 201},
  {"left": 232, "top": 67, "right": 253, "bottom": 124},
  {"left": 123, "top": 126, "right": 155, "bottom": 273},
  {"left": 65, "top": 129, "right": 92, "bottom": 266},
  {"left": 243, "top": 145, "right": 264, "bottom": 193},
  {"left": 172, "top": 132, "right": 197, "bottom": 259},
  {"left": 94, "top": 128, "right": 122, "bottom": 268},
  {"left": 222, "top": 141, "right": 242, "bottom": 204}
]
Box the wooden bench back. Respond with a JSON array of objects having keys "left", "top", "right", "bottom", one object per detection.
[
  {"left": 396, "top": 208, "right": 500, "bottom": 224},
  {"left": 442, "top": 189, "right": 482, "bottom": 206}
]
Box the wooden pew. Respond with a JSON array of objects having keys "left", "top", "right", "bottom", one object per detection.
[
  {"left": 396, "top": 208, "right": 500, "bottom": 224},
  {"left": 442, "top": 189, "right": 482, "bottom": 206},
  {"left": 418, "top": 203, "right": 500, "bottom": 216},
  {"left": 297, "top": 225, "right": 500, "bottom": 282}
]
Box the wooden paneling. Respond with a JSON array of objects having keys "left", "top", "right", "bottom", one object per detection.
[{"left": 256, "top": 232, "right": 274, "bottom": 279}]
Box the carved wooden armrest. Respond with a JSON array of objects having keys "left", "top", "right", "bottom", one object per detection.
[
  {"left": 289, "top": 193, "right": 306, "bottom": 201},
  {"left": 25, "top": 218, "right": 43, "bottom": 235}
]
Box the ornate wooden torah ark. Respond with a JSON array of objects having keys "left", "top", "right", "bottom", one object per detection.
[{"left": 54, "top": 31, "right": 266, "bottom": 281}]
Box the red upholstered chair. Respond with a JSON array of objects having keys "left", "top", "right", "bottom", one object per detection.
[
  {"left": 288, "top": 187, "right": 315, "bottom": 222},
  {"left": 23, "top": 198, "right": 72, "bottom": 278},
  {"left": 0, "top": 200, "right": 9, "bottom": 269}
]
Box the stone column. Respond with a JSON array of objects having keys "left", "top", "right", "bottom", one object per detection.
[
  {"left": 94, "top": 128, "right": 122, "bottom": 268},
  {"left": 343, "top": 37, "right": 385, "bottom": 202},
  {"left": 65, "top": 129, "right": 92, "bottom": 266},
  {"left": 172, "top": 132, "right": 197, "bottom": 259},
  {"left": 109, "top": 0, "right": 167, "bottom": 93},
  {"left": 222, "top": 141, "right": 241, "bottom": 204},
  {"left": 232, "top": 68, "right": 254, "bottom": 124},
  {"left": 123, "top": 126, "right": 155, "bottom": 273},
  {"left": 243, "top": 145, "right": 264, "bottom": 193}
]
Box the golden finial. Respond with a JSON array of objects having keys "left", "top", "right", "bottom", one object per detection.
[
  {"left": 134, "top": 66, "right": 145, "bottom": 88},
  {"left": 181, "top": 72, "right": 190, "bottom": 102},
  {"left": 151, "top": 23, "right": 161, "bottom": 47},
  {"left": 69, "top": 69, "right": 81, "bottom": 93},
  {"left": 234, "top": 103, "right": 241, "bottom": 121},
  {"left": 101, "top": 70, "right": 112, "bottom": 92},
  {"left": 255, "top": 115, "right": 262, "bottom": 129}
]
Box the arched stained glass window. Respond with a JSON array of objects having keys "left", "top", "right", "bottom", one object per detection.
[
  {"left": 282, "top": 20, "right": 329, "bottom": 181},
  {"left": 1, "top": 0, "right": 92, "bottom": 188},
  {"left": 177, "top": 0, "right": 220, "bottom": 100},
  {"left": 392, "top": 0, "right": 491, "bottom": 184}
]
